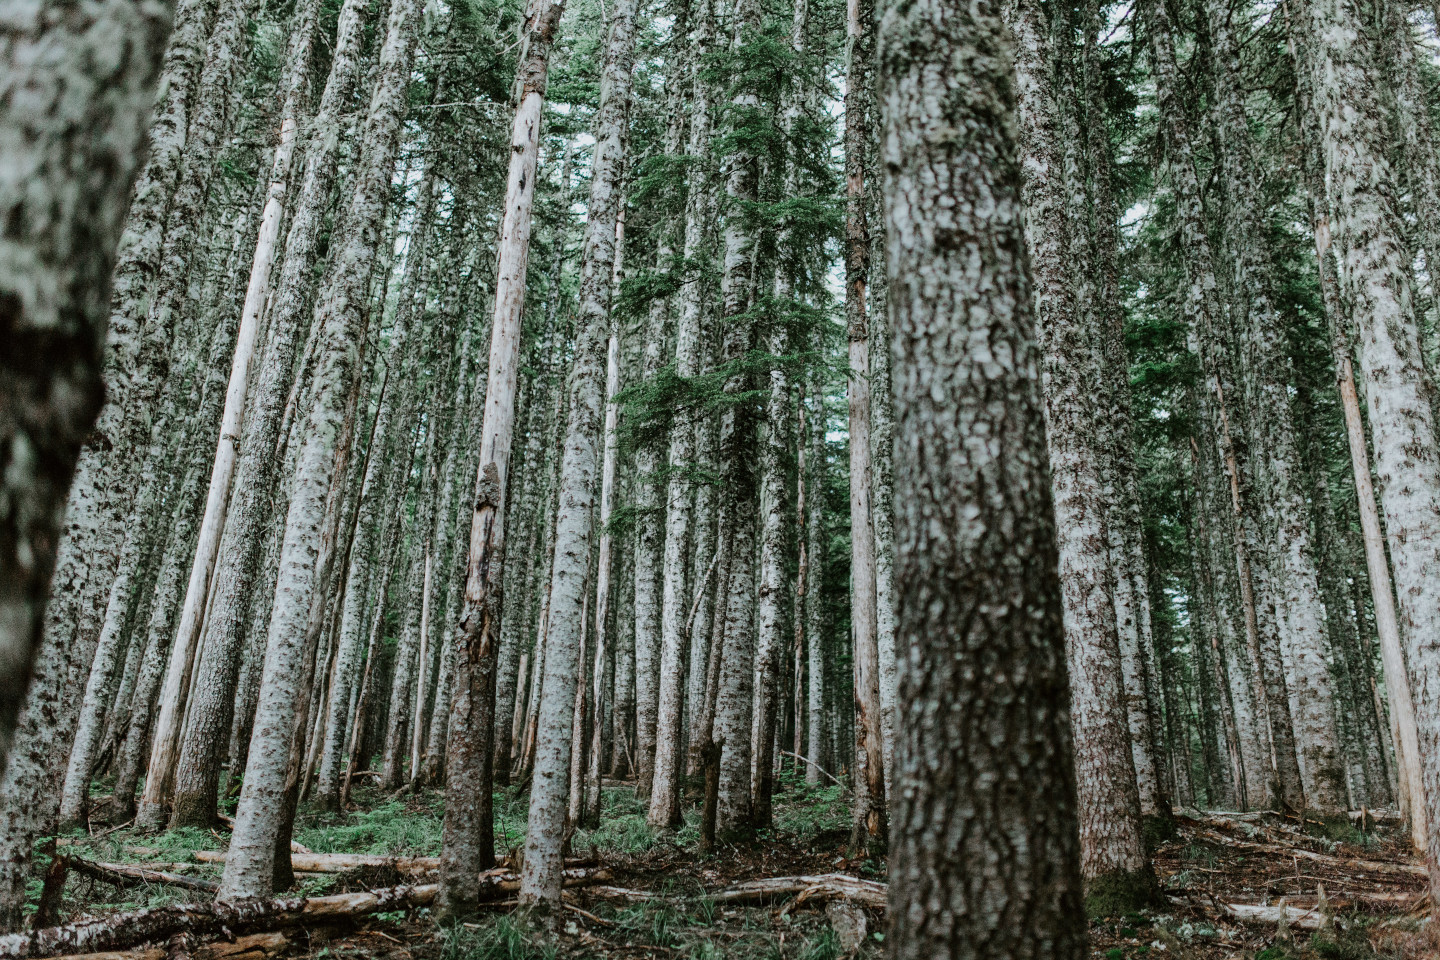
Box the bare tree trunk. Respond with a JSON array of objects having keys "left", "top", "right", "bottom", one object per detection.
[
  {"left": 1300, "top": 0, "right": 1440, "bottom": 895},
  {"left": 1144, "top": 0, "right": 1305, "bottom": 812},
  {"left": 438, "top": 0, "right": 567, "bottom": 920},
  {"left": 804, "top": 379, "right": 827, "bottom": 785},
  {"left": 844, "top": 0, "right": 886, "bottom": 855},
  {"left": 166, "top": 0, "right": 371, "bottom": 826},
  {"left": 1204, "top": 0, "right": 1346, "bottom": 815},
  {"left": 519, "top": 0, "right": 635, "bottom": 905},
  {"left": 586, "top": 319, "right": 623, "bottom": 828},
  {"left": 750, "top": 0, "right": 808, "bottom": 832},
  {"left": 877, "top": 0, "right": 1088, "bottom": 946},
  {"left": 1008, "top": 0, "right": 1154, "bottom": 906},
  {"left": 649, "top": 0, "right": 712, "bottom": 828}
]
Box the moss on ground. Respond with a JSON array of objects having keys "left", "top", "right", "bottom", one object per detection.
[{"left": 1084, "top": 864, "right": 1165, "bottom": 919}]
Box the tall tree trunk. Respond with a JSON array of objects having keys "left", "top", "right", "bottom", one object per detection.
[
  {"left": 437, "top": 0, "right": 567, "bottom": 919},
  {"left": 706, "top": 0, "right": 764, "bottom": 844},
  {"left": 518, "top": 0, "right": 635, "bottom": 905},
  {"left": 145, "top": 0, "right": 324, "bottom": 829},
  {"left": 1203, "top": 0, "right": 1346, "bottom": 814},
  {"left": 0, "top": 0, "right": 247, "bottom": 916},
  {"left": 1007, "top": 0, "right": 1154, "bottom": 907},
  {"left": 844, "top": 0, "right": 886, "bottom": 857},
  {"left": 803, "top": 378, "right": 828, "bottom": 784},
  {"left": 649, "top": 0, "right": 711, "bottom": 829},
  {"left": 165, "top": 0, "right": 371, "bottom": 827},
  {"left": 876, "top": 0, "right": 1088, "bottom": 947},
  {"left": 1070, "top": 0, "right": 1167, "bottom": 818},
  {"left": 1300, "top": 0, "right": 1440, "bottom": 899},
  {"left": 1144, "top": 0, "right": 1305, "bottom": 812},
  {"left": 22, "top": 0, "right": 215, "bottom": 728},
  {"left": 586, "top": 307, "right": 623, "bottom": 828},
  {"left": 218, "top": 0, "right": 421, "bottom": 898},
  {"left": 749, "top": 0, "right": 808, "bottom": 833}
]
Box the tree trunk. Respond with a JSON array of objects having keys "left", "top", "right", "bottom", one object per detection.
[
  {"left": 1144, "top": 0, "right": 1305, "bottom": 812},
  {"left": 876, "top": 0, "right": 1088, "bottom": 947},
  {"left": 804, "top": 378, "right": 827, "bottom": 785},
  {"left": 649, "top": 0, "right": 712, "bottom": 828},
  {"left": 166, "top": 0, "right": 372, "bottom": 827},
  {"left": 218, "top": 0, "right": 421, "bottom": 898},
  {"left": 1300, "top": 0, "right": 1440, "bottom": 901},
  {"left": 1203, "top": 0, "right": 1346, "bottom": 814},
  {"left": 437, "top": 0, "right": 567, "bottom": 920},
  {"left": 1008, "top": 0, "right": 1153, "bottom": 907},
  {"left": 518, "top": 0, "right": 635, "bottom": 905},
  {"left": 750, "top": 0, "right": 808, "bottom": 832},
  {"left": 844, "top": 0, "right": 886, "bottom": 855}
]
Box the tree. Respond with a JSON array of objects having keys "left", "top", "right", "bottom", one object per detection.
[
  {"left": 876, "top": 0, "right": 1089, "bottom": 952},
  {"left": 437, "top": 0, "right": 568, "bottom": 919},
  {"left": 217, "top": 0, "right": 423, "bottom": 898},
  {"left": 1006, "top": 0, "right": 1155, "bottom": 910},
  {"left": 843, "top": 0, "right": 886, "bottom": 856},
  {"left": 518, "top": 0, "right": 637, "bottom": 906},
  {"left": 1300, "top": 0, "right": 1440, "bottom": 906}
]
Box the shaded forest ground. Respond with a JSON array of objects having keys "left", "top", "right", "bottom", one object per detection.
[{"left": 31, "top": 773, "right": 1434, "bottom": 959}]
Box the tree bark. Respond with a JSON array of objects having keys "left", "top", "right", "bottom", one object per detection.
[
  {"left": 218, "top": 0, "right": 421, "bottom": 898},
  {"left": 518, "top": 0, "right": 635, "bottom": 905},
  {"left": 437, "top": 0, "right": 567, "bottom": 919},
  {"left": 1007, "top": 0, "right": 1152, "bottom": 905},
  {"left": 1300, "top": 0, "right": 1440, "bottom": 902},
  {"left": 876, "top": 0, "right": 1089, "bottom": 949},
  {"left": 166, "top": 0, "right": 371, "bottom": 827},
  {"left": 844, "top": 0, "right": 886, "bottom": 855},
  {"left": 1144, "top": 0, "right": 1305, "bottom": 812}
]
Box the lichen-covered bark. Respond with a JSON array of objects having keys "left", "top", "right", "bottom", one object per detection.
[
  {"left": 803, "top": 378, "right": 827, "bottom": 785},
  {"left": 750, "top": 0, "right": 807, "bottom": 833},
  {"left": 1301, "top": 0, "right": 1440, "bottom": 903},
  {"left": 1202, "top": 0, "right": 1345, "bottom": 814},
  {"left": 172, "top": 0, "right": 370, "bottom": 828},
  {"left": 1068, "top": 0, "right": 1167, "bottom": 816},
  {"left": 518, "top": 0, "right": 635, "bottom": 902},
  {"left": 1007, "top": 0, "right": 1148, "bottom": 892},
  {"left": 844, "top": 0, "right": 886, "bottom": 854},
  {"left": 649, "top": 0, "right": 711, "bottom": 829},
  {"left": 218, "top": 0, "right": 421, "bottom": 898},
  {"left": 1144, "top": 0, "right": 1305, "bottom": 812},
  {"left": 876, "top": 0, "right": 1088, "bottom": 949}
]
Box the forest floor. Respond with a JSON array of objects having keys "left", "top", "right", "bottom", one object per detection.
[{"left": 26, "top": 773, "right": 1435, "bottom": 960}]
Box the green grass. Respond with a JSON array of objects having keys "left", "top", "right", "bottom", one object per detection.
[
  {"left": 440, "top": 917, "right": 558, "bottom": 960},
  {"left": 771, "top": 778, "right": 848, "bottom": 841},
  {"left": 296, "top": 800, "right": 444, "bottom": 856}
]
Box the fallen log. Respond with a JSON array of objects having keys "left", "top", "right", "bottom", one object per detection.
[
  {"left": 0, "top": 887, "right": 428, "bottom": 959},
  {"left": 586, "top": 886, "right": 656, "bottom": 901},
  {"left": 1217, "top": 901, "right": 1328, "bottom": 931},
  {"left": 1, "top": 866, "right": 611, "bottom": 959},
  {"left": 189, "top": 851, "right": 595, "bottom": 877},
  {"left": 62, "top": 931, "right": 290, "bottom": 960},
  {"left": 190, "top": 852, "right": 439, "bottom": 877},
  {"left": 1190, "top": 828, "right": 1425, "bottom": 879},
  {"left": 711, "top": 874, "right": 887, "bottom": 910},
  {"left": 65, "top": 859, "right": 218, "bottom": 895}
]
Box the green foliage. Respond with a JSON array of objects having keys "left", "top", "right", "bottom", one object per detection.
[
  {"left": 441, "top": 917, "right": 558, "bottom": 960},
  {"left": 771, "top": 779, "right": 848, "bottom": 840},
  {"left": 296, "top": 800, "right": 444, "bottom": 856}
]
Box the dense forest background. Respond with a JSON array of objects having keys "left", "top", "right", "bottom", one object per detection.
[{"left": 2, "top": 0, "right": 1440, "bottom": 953}]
